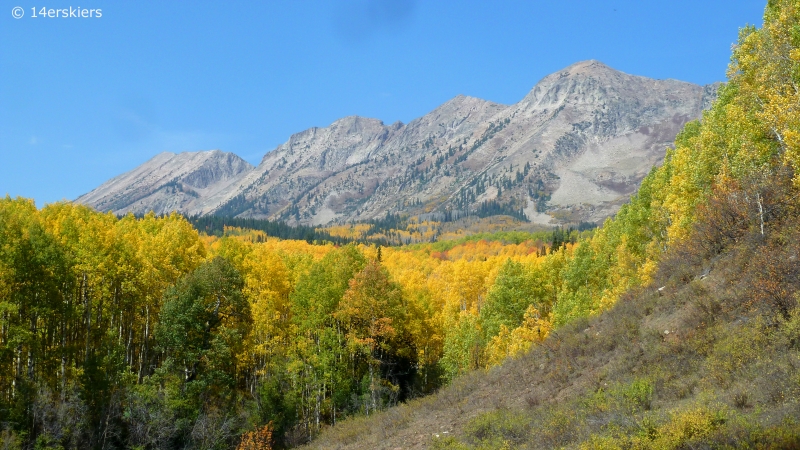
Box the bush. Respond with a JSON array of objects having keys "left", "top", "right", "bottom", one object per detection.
[
  {"left": 463, "top": 409, "right": 530, "bottom": 447},
  {"left": 620, "top": 379, "right": 654, "bottom": 411},
  {"left": 649, "top": 406, "right": 727, "bottom": 448}
]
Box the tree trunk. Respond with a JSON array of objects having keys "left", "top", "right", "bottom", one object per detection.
[{"left": 756, "top": 192, "right": 765, "bottom": 236}]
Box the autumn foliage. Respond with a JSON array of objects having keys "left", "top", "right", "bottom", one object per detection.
[
  {"left": 0, "top": 198, "right": 581, "bottom": 447},
  {"left": 2, "top": 1, "right": 800, "bottom": 448},
  {"left": 237, "top": 422, "right": 274, "bottom": 450}
]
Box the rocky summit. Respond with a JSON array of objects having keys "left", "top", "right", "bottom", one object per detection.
[{"left": 77, "top": 61, "right": 719, "bottom": 225}]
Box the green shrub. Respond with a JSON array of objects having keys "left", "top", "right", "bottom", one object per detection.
[
  {"left": 464, "top": 409, "right": 530, "bottom": 447},
  {"left": 0, "top": 429, "right": 24, "bottom": 450},
  {"left": 620, "top": 379, "right": 654, "bottom": 411}
]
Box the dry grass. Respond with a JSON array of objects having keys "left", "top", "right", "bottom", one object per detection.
[{"left": 300, "top": 172, "right": 800, "bottom": 449}]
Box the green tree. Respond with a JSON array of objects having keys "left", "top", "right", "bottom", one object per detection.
[
  {"left": 155, "top": 257, "right": 251, "bottom": 404},
  {"left": 289, "top": 245, "right": 366, "bottom": 435},
  {"left": 336, "top": 261, "right": 413, "bottom": 415},
  {"left": 479, "top": 259, "right": 538, "bottom": 340},
  {"left": 440, "top": 312, "right": 482, "bottom": 380}
]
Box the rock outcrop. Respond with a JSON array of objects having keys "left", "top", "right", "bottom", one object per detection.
[{"left": 76, "top": 150, "right": 254, "bottom": 216}]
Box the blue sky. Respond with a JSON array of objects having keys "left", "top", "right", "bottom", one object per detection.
[{"left": 1, "top": 1, "right": 765, "bottom": 205}]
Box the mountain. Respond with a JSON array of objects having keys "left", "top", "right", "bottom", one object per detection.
[
  {"left": 76, "top": 150, "right": 254, "bottom": 216},
  {"left": 77, "top": 61, "right": 718, "bottom": 225}
]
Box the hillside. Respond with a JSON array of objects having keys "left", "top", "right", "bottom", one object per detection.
[
  {"left": 302, "top": 1, "right": 800, "bottom": 447},
  {"left": 77, "top": 62, "right": 717, "bottom": 226},
  {"left": 304, "top": 171, "right": 800, "bottom": 448}
]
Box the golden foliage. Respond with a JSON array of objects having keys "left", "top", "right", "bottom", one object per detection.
[
  {"left": 484, "top": 306, "right": 552, "bottom": 367},
  {"left": 237, "top": 422, "right": 274, "bottom": 450}
]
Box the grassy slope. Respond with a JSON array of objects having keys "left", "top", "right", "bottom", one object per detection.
[{"left": 304, "top": 208, "right": 800, "bottom": 448}]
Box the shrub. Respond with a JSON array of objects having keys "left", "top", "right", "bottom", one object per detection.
[
  {"left": 650, "top": 406, "right": 727, "bottom": 448},
  {"left": 620, "top": 379, "right": 654, "bottom": 411},
  {"left": 464, "top": 409, "right": 530, "bottom": 446}
]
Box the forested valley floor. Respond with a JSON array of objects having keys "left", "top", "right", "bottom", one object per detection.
[
  {"left": 4, "top": 1, "right": 800, "bottom": 448},
  {"left": 0, "top": 198, "right": 589, "bottom": 449}
]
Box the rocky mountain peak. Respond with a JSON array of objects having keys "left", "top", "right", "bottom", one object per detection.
[
  {"left": 78, "top": 61, "right": 719, "bottom": 227},
  {"left": 519, "top": 60, "right": 626, "bottom": 109},
  {"left": 563, "top": 59, "right": 612, "bottom": 74},
  {"left": 329, "top": 115, "right": 387, "bottom": 132},
  {"left": 76, "top": 150, "right": 253, "bottom": 216}
]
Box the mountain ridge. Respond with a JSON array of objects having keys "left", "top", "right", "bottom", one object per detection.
[{"left": 77, "top": 61, "right": 718, "bottom": 226}]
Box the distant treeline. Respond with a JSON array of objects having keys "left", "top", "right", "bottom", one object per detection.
[
  {"left": 185, "top": 213, "right": 596, "bottom": 248},
  {"left": 186, "top": 215, "right": 349, "bottom": 243}
]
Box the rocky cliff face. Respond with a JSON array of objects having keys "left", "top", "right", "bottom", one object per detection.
[
  {"left": 75, "top": 150, "right": 254, "bottom": 216},
  {"left": 78, "top": 61, "right": 718, "bottom": 225}
]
